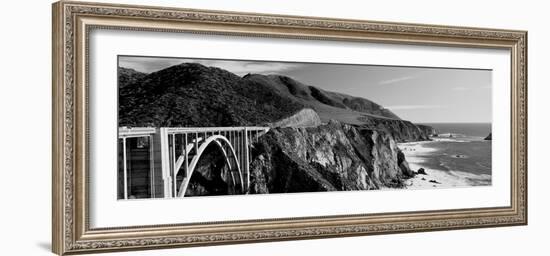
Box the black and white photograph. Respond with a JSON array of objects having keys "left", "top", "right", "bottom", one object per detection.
[{"left": 117, "top": 56, "right": 492, "bottom": 199}]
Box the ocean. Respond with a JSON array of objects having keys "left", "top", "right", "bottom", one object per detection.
[
  {"left": 398, "top": 123, "right": 492, "bottom": 187},
  {"left": 421, "top": 123, "right": 492, "bottom": 139}
]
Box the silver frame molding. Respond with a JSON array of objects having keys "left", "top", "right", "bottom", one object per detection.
[{"left": 52, "top": 1, "right": 527, "bottom": 255}]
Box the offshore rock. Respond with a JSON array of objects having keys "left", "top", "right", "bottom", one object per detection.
[
  {"left": 248, "top": 120, "right": 413, "bottom": 194},
  {"left": 417, "top": 168, "right": 427, "bottom": 175}
]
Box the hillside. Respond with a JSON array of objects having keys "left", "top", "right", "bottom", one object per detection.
[
  {"left": 118, "top": 62, "right": 433, "bottom": 142},
  {"left": 118, "top": 67, "right": 146, "bottom": 89},
  {"left": 119, "top": 63, "right": 305, "bottom": 127},
  {"left": 243, "top": 74, "right": 400, "bottom": 123}
]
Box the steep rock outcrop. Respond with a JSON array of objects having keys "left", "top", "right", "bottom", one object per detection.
[
  {"left": 358, "top": 116, "right": 431, "bottom": 142},
  {"left": 248, "top": 120, "right": 412, "bottom": 194},
  {"left": 416, "top": 124, "right": 438, "bottom": 137}
]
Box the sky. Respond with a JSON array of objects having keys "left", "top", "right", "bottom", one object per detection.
[{"left": 119, "top": 56, "right": 492, "bottom": 123}]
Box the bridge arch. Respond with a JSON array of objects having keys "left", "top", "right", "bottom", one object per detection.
[{"left": 177, "top": 135, "right": 243, "bottom": 197}]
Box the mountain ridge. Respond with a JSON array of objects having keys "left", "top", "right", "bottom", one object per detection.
[
  {"left": 118, "top": 62, "right": 433, "bottom": 141},
  {"left": 243, "top": 73, "right": 401, "bottom": 122}
]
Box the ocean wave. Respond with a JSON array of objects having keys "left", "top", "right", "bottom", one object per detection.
[
  {"left": 404, "top": 166, "right": 491, "bottom": 189},
  {"left": 432, "top": 138, "right": 470, "bottom": 143},
  {"left": 433, "top": 134, "right": 487, "bottom": 142},
  {"left": 448, "top": 170, "right": 492, "bottom": 186},
  {"left": 399, "top": 138, "right": 491, "bottom": 188},
  {"left": 437, "top": 132, "right": 466, "bottom": 137}
]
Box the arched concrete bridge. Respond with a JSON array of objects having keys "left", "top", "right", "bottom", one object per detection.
[{"left": 118, "top": 126, "right": 269, "bottom": 199}]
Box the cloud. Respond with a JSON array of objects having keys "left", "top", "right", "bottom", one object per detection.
[
  {"left": 385, "top": 105, "right": 445, "bottom": 110},
  {"left": 118, "top": 56, "right": 304, "bottom": 76},
  {"left": 378, "top": 76, "right": 414, "bottom": 85}
]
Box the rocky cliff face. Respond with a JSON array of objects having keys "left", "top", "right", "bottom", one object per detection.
[
  {"left": 358, "top": 116, "right": 432, "bottom": 142},
  {"left": 248, "top": 120, "right": 413, "bottom": 194},
  {"left": 416, "top": 124, "right": 438, "bottom": 137}
]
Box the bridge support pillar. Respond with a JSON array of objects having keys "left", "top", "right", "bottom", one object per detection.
[
  {"left": 149, "top": 129, "right": 165, "bottom": 198},
  {"left": 156, "top": 128, "right": 173, "bottom": 198},
  {"left": 244, "top": 127, "right": 249, "bottom": 193}
]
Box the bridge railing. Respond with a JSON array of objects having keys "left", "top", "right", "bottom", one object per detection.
[
  {"left": 162, "top": 127, "right": 270, "bottom": 197},
  {"left": 118, "top": 126, "right": 270, "bottom": 199}
]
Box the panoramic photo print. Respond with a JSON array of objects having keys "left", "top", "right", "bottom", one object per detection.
[{"left": 117, "top": 56, "right": 492, "bottom": 200}]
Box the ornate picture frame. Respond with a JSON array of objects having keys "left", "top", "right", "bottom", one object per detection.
[{"left": 52, "top": 1, "right": 527, "bottom": 255}]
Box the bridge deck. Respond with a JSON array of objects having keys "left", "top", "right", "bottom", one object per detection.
[{"left": 118, "top": 126, "right": 270, "bottom": 199}]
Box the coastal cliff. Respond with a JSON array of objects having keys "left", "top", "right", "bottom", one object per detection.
[
  {"left": 358, "top": 116, "right": 433, "bottom": 142},
  {"left": 118, "top": 64, "right": 434, "bottom": 142},
  {"left": 416, "top": 124, "right": 438, "bottom": 137},
  {"left": 118, "top": 63, "right": 434, "bottom": 194},
  {"left": 248, "top": 120, "right": 413, "bottom": 194}
]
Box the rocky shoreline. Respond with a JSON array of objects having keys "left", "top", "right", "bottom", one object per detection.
[{"left": 397, "top": 139, "right": 490, "bottom": 189}]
